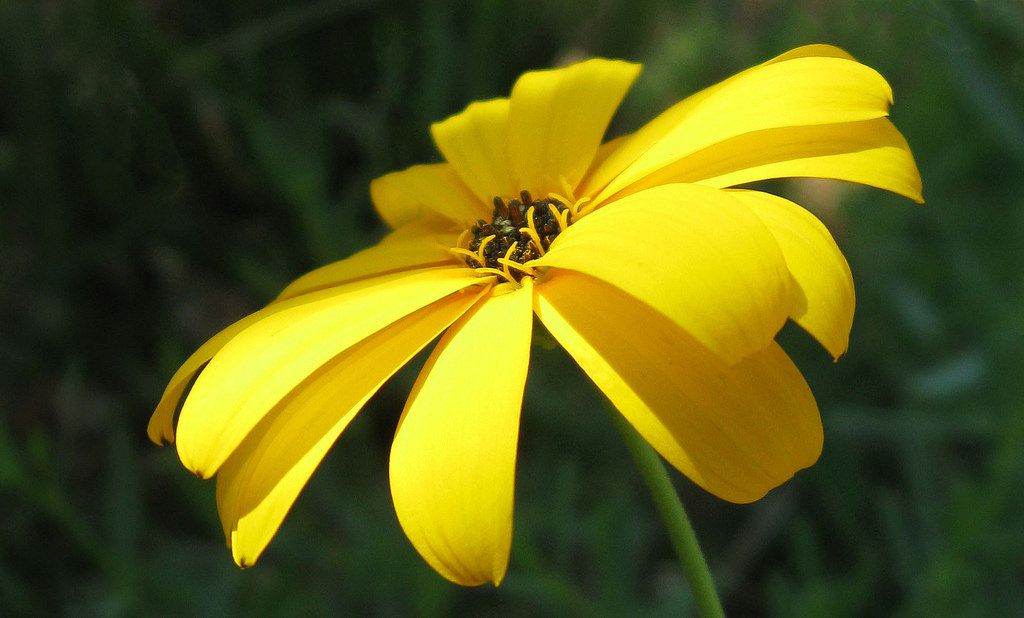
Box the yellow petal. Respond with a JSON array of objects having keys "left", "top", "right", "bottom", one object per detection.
[
  {"left": 535, "top": 183, "right": 791, "bottom": 364},
  {"left": 176, "top": 267, "right": 488, "bottom": 478},
  {"left": 216, "top": 287, "right": 486, "bottom": 567},
  {"left": 773, "top": 44, "right": 856, "bottom": 62},
  {"left": 149, "top": 225, "right": 466, "bottom": 445},
  {"left": 147, "top": 313, "right": 257, "bottom": 445},
  {"left": 728, "top": 190, "right": 855, "bottom": 360},
  {"left": 578, "top": 44, "right": 856, "bottom": 198},
  {"left": 149, "top": 286, "right": 351, "bottom": 445},
  {"left": 584, "top": 134, "right": 628, "bottom": 183},
  {"left": 583, "top": 52, "right": 893, "bottom": 204},
  {"left": 370, "top": 163, "right": 488, "bottom": 229},
  {"left": 534, "top": 271, "right": 822, "bottom": 503},
  {"left": 390, "top": 279, "right": 533, "bottom": 586},
  {"left": 507, "top": 59, "right": 641, "bottom": 196},
  {"left": 431, "top": 98, "right": 515, "bottom": 203},
  {"left": 610, "top": 118, "right": 924, "bottom": 203},
  {"left": 274, "top": 218, "right": 461, "bottom": 302}
]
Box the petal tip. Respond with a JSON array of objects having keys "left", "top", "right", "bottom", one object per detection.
[
  {"left": 827, "top": 339, "right": 851, "bottom": 363},
  {"left": 146, "top": 427, "right": 173, "bottom": 446},
  {"left": 490, "top": 557, "right": 510, "bottom": 587},
  {"left": 230, "top": 531, "right": 260, "bottom": 569},
  {"left": 724, "top": 488, "right": 771, "bottom": 505},
  {"left": 176, "top": 442, "right": 214, "bottom": 480},
  {"left": 147, "top": 401, "right": 179, "bottom": 446}
]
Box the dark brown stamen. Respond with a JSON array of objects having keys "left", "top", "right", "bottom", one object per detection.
[{"left": 462, "top": 193, "right": 569, "bottom": 281}]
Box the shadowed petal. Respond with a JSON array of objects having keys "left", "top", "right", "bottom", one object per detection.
[
  {"left": 508, "top": 59, "right": 641, "bottom": 196},
  {"left": 535, "top": 271, "right": 822, "bottom": 503},
  {"left": 176, "top": 267, "right": 488, "bottom": 478},
  {"left": 371, "top": 163, "right": 489, "bottom": 229},
  {"left": 390, "top": 279, "right": 533, "bottom": 586},
  {"left": 432, "top": 98, "right": 515, "bottom": 203},
  {"left": 216, "top": 287, "right": 486, "bottom": 567},
  {"left": 535, "top": 183, "right": 792, "bottom": 364},
  {"left": 728, "top": 190, "right": 855, "bottom": 359}
]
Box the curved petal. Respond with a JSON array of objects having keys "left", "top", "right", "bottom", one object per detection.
[
  {"left": 534, "top": 271, "right": 822, "bottom": 503},
  {"left": 216, "top": 287, "right": 486, "bottom": 567},
  {"left": 149, "top": 227, "right": 468, "bottom": 445},
  {"left": 431, "top": 98, "right": 515, "bottom": 203},
  {"left": 508, "top": 59, "right": 641, "bottom": 196},
  {"left": 578, "top": 44, "right": 857, "bottom": 198},
  {"left": 767, "top": 43, "right": 856, "bottom": 63},
  {"left": 274, "top": 218, "right": 461, "bottom": 302},
  {"left": 583, "top": 52, "right": 893, "bottom": 205},
  {"left": 584, "top": 134, "right": 628, "bottom": 182},
  {"left": 149, "top": 284, "right": 359, "bottom": 445},
  {"left": 370, "top": 163, "right": 489, "bottom": 229},
  {"left": 176, "top": 267, "right": 488, "bottom": 478},
  {"left": 148, "top": 312, "right": 260, "bottom": 445},
  {"left": 609, "top": 118, "right": 924, "bottom": 203},
  {"left": 390, "top": 279, "right": 533, "bottom": 586},
  {"left": 535, "top": 183, "right": 792, "bottom": 364},
  {"left": 728, "top": 190, "right": 855, "bottom": 360}
]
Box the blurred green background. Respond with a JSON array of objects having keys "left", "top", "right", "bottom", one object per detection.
[{"left": 2, "top": 0, "right": 1022, "bottom": 615}]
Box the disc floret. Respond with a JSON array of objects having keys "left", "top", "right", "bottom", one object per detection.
[{"left": 451, "top": 190, "right": 572, "bottom": 283}]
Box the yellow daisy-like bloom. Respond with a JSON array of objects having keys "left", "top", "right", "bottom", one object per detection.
[{"left": 149, "top": 45, "right": 922, "bottom": 586}]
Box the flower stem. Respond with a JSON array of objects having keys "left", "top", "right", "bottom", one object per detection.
[{"left": 611, "top": 411, "right": 726, "bottom": 618}]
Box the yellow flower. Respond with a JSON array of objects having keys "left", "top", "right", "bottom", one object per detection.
[{"left": 148, "top": 45, "right": 922, "bottom": 586}]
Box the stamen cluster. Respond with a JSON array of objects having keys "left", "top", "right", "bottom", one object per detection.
[{"left": 455, "top": 190, "right": 570, "bottom": 282}]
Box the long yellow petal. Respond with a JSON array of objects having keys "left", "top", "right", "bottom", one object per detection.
[
  {"left": 535, "top": 271, "right": 822, "bottom": 503},
  {"left": 431, "top": 98, "right": 515, "bottom": 203},
  {"left": 216, "top": 287, "right": 486, "bottom": 567},
  {"left": 535, "top": 183, "right": 792, "bottom": 364},
  {"left": 176, "top": 267, "right": 488, "bottom": 478},
  {"left": 274, "top": 218, "right": 460, "bottom": 302},
  {"left": 148, "top": 311, "right": 260, "bottom": 445},
  {"left": 390, "top": 279, "right": 533, "bottom": 586},
  {"left": 507, "top": 59, "right": 641, "bottom": 196},
  {"left": 148, "top": 224, "right": 465, "bottom": 445},
  {"left": 584, "top": 52, "right": 893, "bottom": 205},
  {"left": 610, "top": 118, "right": 924, "bottom": 203},
  {"left": 728, "top": 190, "right": 855, "bottom": 360},
  {"left": 578, "top": 44, "right": 856, "bottom": 198},
  {"left": 370, "top": 163, "right": 489, "bottom": 229}
]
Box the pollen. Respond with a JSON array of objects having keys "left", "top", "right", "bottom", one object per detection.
[{"left": 450, "top": 190, "right": 570, "bottom": 283}]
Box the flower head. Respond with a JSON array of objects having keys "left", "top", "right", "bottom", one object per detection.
[{"left": 149, "top": 45, "right": 922, "bottom": 586}]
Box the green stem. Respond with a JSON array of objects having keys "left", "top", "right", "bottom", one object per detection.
[{"left": 611, "top": 412, "right": 726, "bottom": 618}]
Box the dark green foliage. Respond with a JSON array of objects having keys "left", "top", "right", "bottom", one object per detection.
[{"left": 1, "top": 0, "right": 1021, "bottom": 615}]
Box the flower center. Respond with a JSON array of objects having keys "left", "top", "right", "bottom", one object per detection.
[{"left": 451, "top": 190, "right": 572, "bottom": 283}]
